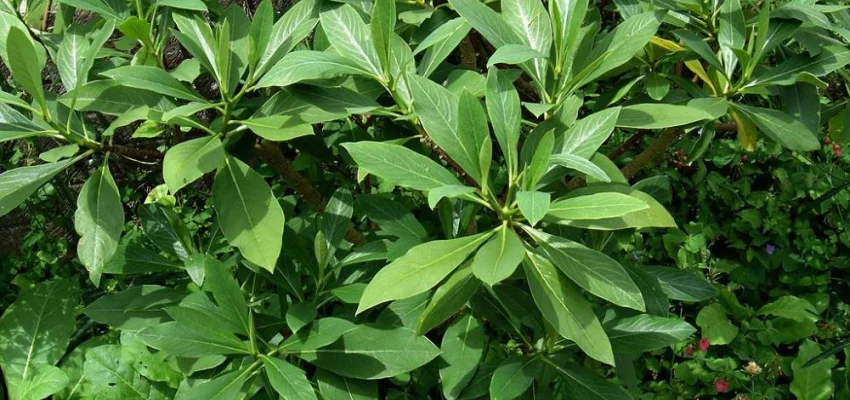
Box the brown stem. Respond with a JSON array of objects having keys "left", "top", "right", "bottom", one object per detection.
[
  {"left": 255, "top": 141, "right": 366, "bottom": 246},
  {"left": 607, "top": 130, "right": 647, "bottom": 161},
  {"left": 104, "top": 144, "right": 164, "bottom": 160},
  {"left": 620, "top": 128, "right": 682, "bottom": 180},
  {"left": 415, "top": 125, "right": 479, "bottom": 187}
]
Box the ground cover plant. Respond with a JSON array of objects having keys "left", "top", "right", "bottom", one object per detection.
[{"left": 0, "top": 0, "right": 848, "bottom": 399}]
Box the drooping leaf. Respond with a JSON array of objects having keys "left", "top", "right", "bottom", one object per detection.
[
  {"left": 163, "top": 136, "right": 225, "bottom": 194},
  {"left": 440, "top": 315, "right": 485, "bottom": 400},
  {"left": 75, "top": 162, "right": 124, "bottom": 286},
  {"left": 136, "top": 320, "right": 252, "bottom": 358},
  {"left": 83, "top": 285, "right": 183, "bottom": 331},
  {"left": 731, "top": 103, "right": 819, "bottom": 151},
  {"left": 212, "top": 156, "right": 285, "bottom": 272},
  {"left": 643, "top": 265, "right": 716, "bottom": 302},
  {"left": 548, "top": 359, "right": 634, "bottom": 400},
  {"left": 605, "top": 314, "right": 695, "bottom": 353},
  {"left": 0, "top": 157, "right": 80, "bottom": 217}
]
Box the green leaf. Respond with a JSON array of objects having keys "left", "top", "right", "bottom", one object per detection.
[
  {"left": 6, "top": 27, "right": 46, "bottom": 108},
  {"left": 58, "top": 0, "right": 125, "bottom": 19},
  {"left": 280, "top": 317, "right": 357, "bottom": 352},
  {"left": 525, "top": 130, "right": 554, "bottom": 189},
  {"left": 501, "top": 0, "right": 552, "bottom": 81},
  {"left": 316, "top": 369, "right": 378, "bottom": 400},
  {"left": 56, "top": 27, "right": 90, "bottom": 91},
  {"left": 418, "top": 19, "right": 471, "bottom": 78},
  {"left": 547, "top": 360, "right": 633, "bottom": 400},
  {"left": 487, "top": 44, "right": 547, "bottom": 68},
  {"left": 556, "top": 107, "right": 620, "bottom": 159},
  {"left": 616, "top": 104, "right": 713, "bottom": 129},
  {"left": 0, "top": 280, "right": 78, "bottom": 398},
  {"left": 297, "top": 324, "right": 440, "bottom": 379},
  {"left": 255, "top": 0, "right": 319, "bottom": 77},
  {"left": 791, "top": 340, "right": 837, "bottom": 400},
  {"left": 320, "top": 4, "right": 384, "bottom": 80},
  {"left": 549, "top": 154, "right": 610, "bottom": 182},
  {"left": 746, "top": 46, "right": 850, "bottom": 88},
  {"left": 416, "top": 262, "right": 480, "bottom": 334},
  {"left": 103, "top": 243, "right": 181, "bottom": 275},
  {"left": 82, "top": 344, "right": 173, "bottom": 400},
  {"left": 83, "top": 285, "right": 183, "bottom": 331},
  {"left": 371, "top": 0, "right": 396, "bottom": 75},
  {"left": 17, "top": 365, "right": 68, "bottom": 400},
  {"left": 61, "top": 80, "right": 173, "bottom": 115},
  {"left": 548, "top": 192, "right": 649, "bottom": 221},
  {"left": 239, "top": 115, "right": 313, "bottom": 141},
  {"left": 643, "top": 265, "right": 716, "bottom": 302},
  {"left": 175, "top": 368, "right": 252, "bottom": 400},
  {"left": 213, "top": 156, "right": 285, "bottom": 272},
  {"left": 256, "top": 50, "right": 372, "bottom": 88},
  {"left": 357, "top": 231, "right": 492, "bottom": 313},
  {"left": 428, "top": 185, "right": 476, "bottom": 209},
  {"left": 0, "top": 157, "right": 80, "bottom": 217},
  {"left": 757, "top": 296, "right": 818, "bottom": 323},
  {"left": 489, "top": 356, "right": 538, "bottom": 400},
  {"left": 413, "top": 18, "right": 469, "bottom": 55},
  {"left": 577, "top": 11, "right": 663, "bottom": 87},
  {"left": 261, "top": 356, "right": 318, "bottom": 400},
  {"left": 471, "top": 226, "right": 524, "bottom": 286},
  {"left": 556, "top": 186, "right": 676, "bottom": 230},
  {"left": 718, "top": 0, "right": 745, "bottom": 78},
  {"left": 163, "top": 136, "right": 225, "bottom": 194},
  {"left": 359, "top": 194, "right": 427, "bottom": 239},
  {"left": 695, "top": 303, "right": 738, "bottom": 345},
  {"left": 440, "top": 315, "right": 485, "bottom": 400},
  {"left": 204, "top": 259, "right": 251, "bottom": 335},
  {"left": 137, "top": 320, "right": 252, "bottom": 357},
  {"left": 526, "top": 228, "right": 645, "bottom": 311},
  {"left": 343, "top": 141, "right": 460, "bottom": 191},
  {"left": 449, "top": 0, "right": 519, "bottom": 48},
  {"left": 605, "top": 314, "right": 695, "bottom": 353},
  {"left": 781, "top": 83, "right": 820, "bottom": 134},
  {"left": 516, "top": 191, "right": 550, "bottom": 226},
  {"left": 551, "top": 0, "right": 587, "bottom": 75},
  {"left": 731, "top": 103, "right": 819, "bottom": 151},
  {"left": 75, "top": 162, "right": 124, "bottom": 286},
  {"left": 321, "top": 187, "right": 354, "bottom": 249},
  {"left": 139, "top": 203, "right": 193, "bottom": 259},
  {"left": 39, "top": 144, "right": 79, "bottom": 163},
  {"left": 287, "top": 301, "right": 318, "bottom": 333},
  {"left": 409, "top": 75, "right": 487, "bottom": 184},
  {"left": 101, "top": 66, "right": 207, "bottom": 102},
  {"left": 486, "top": 68, "right": 521, "bottom": 178},
  {"left": 523, "top": 252, "right": 614, "bottom": 365},
  {"left": 672, "top": 30, "right": 724, "bottom": 73}
]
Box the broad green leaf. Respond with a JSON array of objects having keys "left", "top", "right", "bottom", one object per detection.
[
  {"left": 413, "top": 18, "right": 469, "bottom": 55},
  {"left": 502, "top": 0, "right": 552, "bottom": 81},
  {"left": 249, "top": 0, "right": 273, "bottom": 71},
  {"left": 551, "top": 0, "right": 588, "bottom": 75},
  {"left": 731, "top": 103, "right": 819, "bottom": 151},
  {"left": 757, "top": 296, "right": 818, "bottom": 323},
  {"left": 256, "top": 50, "right": 372, "bottom": 88},
  {"left": 416, "top": 262, "right": 480, "bottom": 334},
  {"left": 526, "top": 228, "right": 645, "bottom": 311},
  {"left": 718, "top": 0, "right": 745, "bottom": 78},
  {"left": 255, "top": 0, "right": 319, "bottom": 77},
  {"left": 0, "top": 103, "right": 48, "bottom": 142},
  {"left": 39, "top": 144, "right": 79, "bottom": 163},
  {"left": 695, "top": 303, "right": 738, "bottom": 345},
  {"left": 556, "top": 107, "right": 620, "bottom": 159},
  {"left": 331, "top": 284, "right": 366, "bottom": 303},
  {"left": 516, "top": 191, "right": 550, "bottom": 226},
  {"left": 548, "top": 360, "right": 633, "bottom": 400},
  {"left": 281, "top": 317, "right": 358, "bottom": 352},
  {"left": 746, "top": 46, "right": 850, "bottom": 88},
  {"left": 261, "top": 356, "right": 317, "bottom": 400},
  {"left": 139, "top": 203, "right": 193, "bottom": 259},
  {"left": 343, "top": 141, "right": 461, "bottom": 191},
  {"left": 163, "top": 136, "right": 225, "bottom": 193},
  {"left": 83, "top": 285, "right": 183, "bottom": 331},
  {"left": 82, "top": 345, "right": 173, "bottom": 400},
  {"left": 213, "top": 156, "right": 285, "bottom": 272},
  {"left": 320, "top": 4, "right": 384, "bottom": 80},
  {"left": 137, "top": 320, "right": 252, "bottom": 357},
  {"left": 0, "top": 280, "right": 78, "bottom": 399},
  {"left": 548, "top": 192, "right": 649, "bottom": 221},
  {"left": 471, "top": 226, "right": 525, "bottom": 286},
  {"left": 549, "top": 154, "right": 610, "bottom": 182},
  {"left": 486, "top": 68, "right": 521, "bottom": 178},
  {"left": 158, "top": 0, "right": 206, "bottom": 10},
  {"left": 204, "top": 259, "right": 251, "bottom": 335},
  {"left": 577, "top": 11, "right": 663, "bottom": 86},
  {"left": 371, "top": 0, "right": 396, "bottom": 75},
  {"left": 56, "top": 27, "right": 89, "bottom": 91},
  {"left": 287, "top": 301, "right": 318, "bottom": 333},
  {"left": 409, "top": 75, "right": 487, "bottom": 184},
  {"left": 316, "top": 369, "right": 378, "bottom": 400},
  {"left": 523, "top": 252, "right": 614, "bottom": 365},
  {"left": 357, "top": 231, "right": 492, "bottom": 313},
  {"left": 6, "top": 27, "right": 46, "bottom": 108},
  {"left": 175, "top": 368, "right": 252, "bottom": 400},
  {"left": 0, "top": 156, "right": 80, "bottom": 217},
  {"left": 428, "top": 185, "right": 476, "bottom": 209},
  {"left": 458, "top": 91, "right": 492, "bottom": 186},
  {"left": 297, "top": 324, "right": 440, "bottom": 379},
  {"left": 440, "top": 315, "right": 485, "bottom": 400},
  {"left": 781, "top": 83, "right": 820, "bottom": 134},
  {"left": 643, "top": 265, "right": 715, "bottom": 302},
  {"left": 616, "top": 104, "right": 713, "bottom": 129},
  {"left": 487, "top": 44, "right": 546, "bottom": 68},
  {"left": 605, "top": 314, "right": 695, "bottom": 353},
  {"left": 172, "top": 12, "right": 220, "bottom": 80},
  {"left": 101, "top": 66, "right": 206, "bottom": 102},
  {"left": 489, "top": 356, "right": 538, "bottom": 400},
  {"left": 75, "top": 162, "right": 124, "bottom": 286},
  {"left": 102, "top": 243, "right": 182, "bottom": 275},
  {"left": 239, "top": 115, "right": 313, "bottom": 141},
  {"left": 418, "top": 20, "right": 471, "bottom": 78},
  {"left": 525, "top": 130, "right": 554, "bottom": 189},
  {"left": 555, "top": 186, "right": 676, "bottom": 230},
  {"left": 321, "top": 188, "right": 354, "bottom": 250},
  {"left": 17, "top": 365, "right": 68, "bottom": 400},
  {"left": 61, "top": 80, "right": 174, "bottom": 115},
  {"left": 57, "top": 0, "right": 125, "bottom": 19},
  {"left": 625, "top": 264, "right": 670, "bottom": 317},
  {"left": 791, "top": 340, "right": 837, "bottom": 400},
  {"left": 359, "top": 194, "right": 427, "bottom": 239},
  {"left": 449, "top": 0, "right": 520, "bottom": 48},
  {"left": 672, "top": 30, "right": 724, "bottom": 73}
]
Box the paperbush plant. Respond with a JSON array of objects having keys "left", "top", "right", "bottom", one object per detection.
[{"left": 0, "top": 0, "right": 848, "bottom": 399}]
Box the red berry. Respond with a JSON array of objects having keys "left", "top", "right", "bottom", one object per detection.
[
  {"left": 685, "top": 344, "right": 694, "bottom": 356},
  {"left": 825, "top": 137, "right": 832, "bottom": 144},
  {"left": 742, "top": 154, "right": 749, "bottom": 162},
  {"left": 699, "top": 337, "right": 710, "bottom": 352},
  {"left": 714, "top": 379, "right": 729, "bottom": 393}
]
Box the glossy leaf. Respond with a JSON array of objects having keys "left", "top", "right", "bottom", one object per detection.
[
  {"left": 343, "top": 141, "right": 461, "bottom": 191},
  {"left": 548, "top": 192, "right": 649, "bottom": 221},
  {"left": 261, "top": 356, "right": 317, "bottom": 400},
  {"left": 440, "top": 315, "right": 485, "bottom": 400},
  {"left": 75, "top": 162, "right": 124, "bottom": 286},
  {"left": 163, "top": 136, "right": 225, "bottom": 194},
  {"left": 0, "top": 157, "right": 80, "bottom": 217},
  {"left": 470, "top": 225, "right": 525, "bottom": 286}
]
